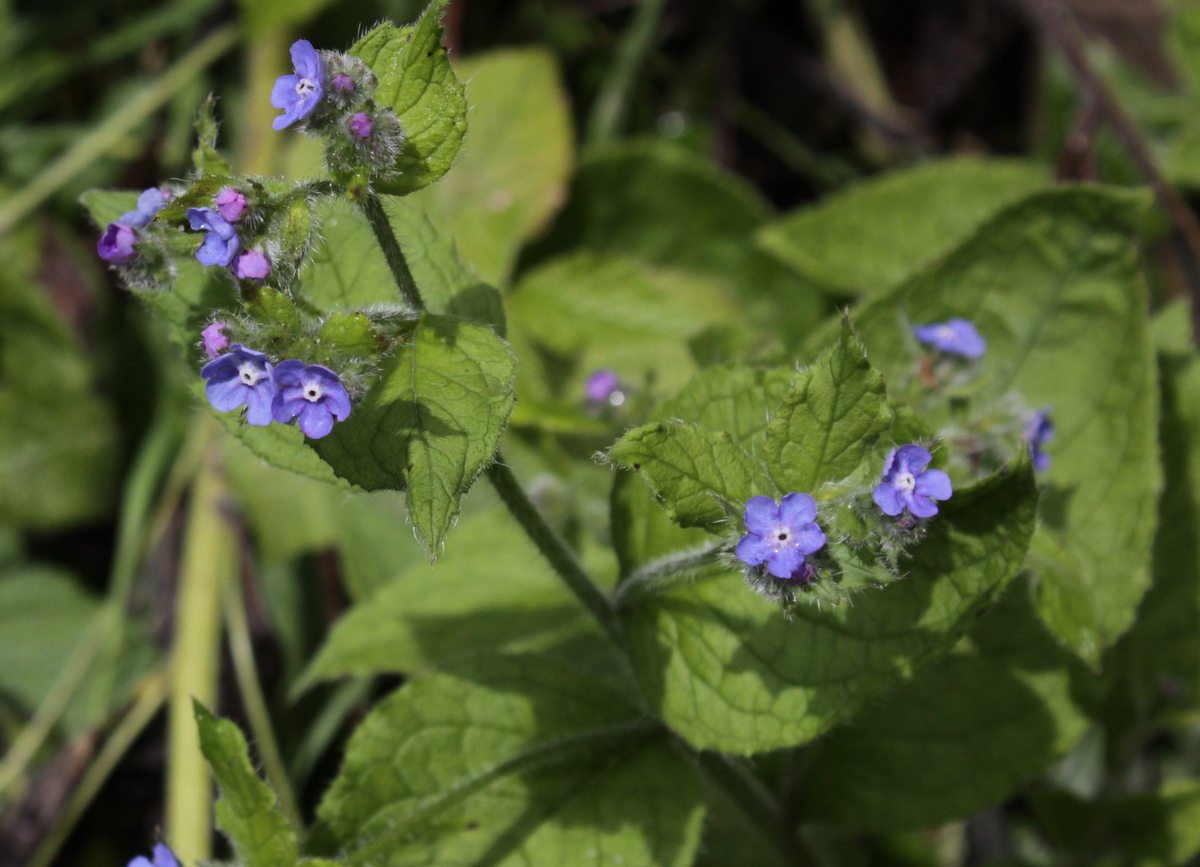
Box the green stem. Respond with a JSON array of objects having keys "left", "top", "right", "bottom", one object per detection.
[
  {"left": 0, "top": 24, "right": 239, "bottom": 236},
  {"left": 167, "top": 440, "right": 234, "bottom": 862},
  {"left": 360, "top": 193, "right": 424, "bottom": 311},
  {"left": 486, "top": 459, "right": 621, "bottom": 643},
  {"left": 289, "top": 676, "right": 372, "bottom": 791},
  {"left": 25, "top": 668, "right": 169, "bottom": 867},
  {"left": 698, "top": 752, "right": 818, "bottom": 867},
  {"left": 222, "top": 566, "right": 303, "bottom": 834},
  {"left": 612, "top": 542, "right": 723, "bottom": 609},
  {"left": 585, "top": 0, "right": 669, "bottom": 147}
]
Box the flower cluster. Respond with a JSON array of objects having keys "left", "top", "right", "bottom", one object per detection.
[
  {"left": 200, "top": 334, "right": 351, "bottom": 439},
  {"left": 270, "top": 40, "right": 406, "bottom": 188}
]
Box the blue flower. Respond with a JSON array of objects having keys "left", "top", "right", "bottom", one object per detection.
[
  {"left": 271, "top": 361, "right": 351, "bottom": 439},
  {"left": 271, "top": 40, "right": 325, "bottom": 130},
  {"left": 1025, "top": 409, "right": 1054, "bottom": 472},
  {"left": 128, "top": 843, "right": 179, "bottom": 867},
  {"left": 97, "top": 187, "right": 169, "bottom": 264},
  {"left": 735, "top": 493, "right": 827, "bottom": 580},
  {"left": 215, "top": 187, "right": 247, "bottom": 222},
  {"left": 585, "top": 369, "right": 620, "bottom": 403},
  {"left": 187, "top": 207, "right": 240, "bottom": 267},
  {"left": 913, "top": 318, "right": 986, "bottom": 359},
  {"left": 200, "top": 344, "right": 276, "bottom": 426},
  {"left": 98, "top": 223, "right": 137, "bottom": 264},
  {"left": 873, "top": 444, "right": 952, "bottom": 519}
]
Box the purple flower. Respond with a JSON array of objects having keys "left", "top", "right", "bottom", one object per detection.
[
  {"left": 913, "top": 318, "right": 986, "bottom": 359},
  {"left": 128, "top": 843, "right": 179, "bottom": 867},
  {"left": 271, "top": 361, "right": 351, "bottom": 439},
  {"left": 332, "top": 73, "right": 354, "bottom": 92},
  {"left": 585, "top": 369, "right": 620, "bottom": 403},
  {"left": 349, "top": 112, "right": 374, "bottom": 139},
  {"left": 873, "top": 445, "right": 953, "bottom": 519},
  {"left": 200, "top": 322, "right": 229, "bottom": 360},
  {"left": 234, "top": 250, "right": 270, "bottom": 280},
  {"left": 200, "top": 344, "right": 276, "bottom": 426},
  {"left": 119, "top": 187, "right": 169, "bottom": 228},
  {"left": 215, "top": 187, "right": 247, "bottom": 222},
  {"left": 1025, "top": 410, "right": 1054, "bottom": 472},
  {"left": 187, "top": 207, "right": 240, "bottom": 267},
  {"left": 98, "top": 223, "right": 137, "bottom": 264},
  {"left": 98, "top": 186, "right": 169, "bottom": 264},
  {"left": 271, "top": 40, "right": 325, "bottom": 130},
  {"left": 735, "top": 493, "right": 827, "bottom": 581}
]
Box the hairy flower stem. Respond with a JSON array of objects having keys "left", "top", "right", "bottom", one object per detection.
[
  {"left": 486, "top": 459, "right": 623, "bottom": 643},
  {"left": 360, "top": 192, "right": 424, "bottom": 311},
  {"left": 167, "top": 438, "right": 235, "bottom": 862},
  {"left": 613, "top": 542, "right": 724, "bottom": 609}
]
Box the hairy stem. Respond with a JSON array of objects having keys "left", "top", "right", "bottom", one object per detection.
[
  {"left": 167, "top": 442, "right": 235, "bottom": 862},
  {"left": 613, "top": 542, "right": 724, "bottom": 609},
  {"left": 223, "top": 565, "right": 303, "bottom": 834},
  {"left": 360, "top": 192, "right": 424, "bottom": 311},
  {"left": 0, "top": 24, "right": 238, "bottom": 235},
  {"left": 27, "top": 668, "right": 169, "bottom": 867},
  {"left": 585, "top": 0, "right": 669, "bottom": 146},
  {"left": 486, "top": 459, "right": 622, "bottom": 643}
]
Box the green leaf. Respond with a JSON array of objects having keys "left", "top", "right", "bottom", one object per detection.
[
  {"left": 315, "top": 653, "right": 706, "bottom": 867},
  {"left": 509, "top": 252, "right": 742, "bottom": 396},
  {"left": 194, "top": 702, "right": 299, "bottom": 867},
  {"left": 610, "top": 470, "right": 711, "bottom": 579},
  {"left": 351, "top": 2, "right": 468, "bottom": 196},
  {"left": 297, "top": 505, "right": 595, "bottom": 690},
  {"left": 413, "top": 48, "right": 573, "bottom": 285},
  {"left": 302, "top": 197, "right": 503, "bottom": 332},
  {"left": 0, "top": 564, "right": 99, "bottom": 713},
  {"left": 609, "top": 422, "right": 771, "bottom": 532},
  {"left": 313, "top": 313, "right": 516, "bottom": 555},
  {"left": 192, "top": 94, "right": 230, "bottom": 176},
  {"left": 620, "top": 462, "right": 1038, "bottom": 754},
  {"left": 764, "top": 319, "right": 892, "bottom": 494},
  {"left": 850, "top": 186, "right": 1161, "bottom": 661},
  {"left": 797, "top": 576, "right": 1089, "bottom": 833},
  {"left": 657, "top": 364, "right": 796, "bottom": 458},
  {"left": 525, "top": 138, "right": 827, "bottom": 350},
  {"left": 757, "top": 157, "right": 1050, "bottom": 296}
]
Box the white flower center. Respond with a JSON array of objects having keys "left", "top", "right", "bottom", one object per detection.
[
  {"left": 895, "top": 471, "right": 916, "bottom": 495},
  {"left": 238, "top": 362, "right": 264, "bottom": 387},
  {"left": 296, "top": 78, "right": 318, "bottom": 99},
  {"left": 303, "top": 379, "right": 324, "bottom": 402},
  {"left": 937, "top": 325, "right": 956, "bottom": 342}
]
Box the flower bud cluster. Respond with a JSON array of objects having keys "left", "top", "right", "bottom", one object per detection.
[{"left": 270, "top": 40, "right": 406, "bottom": 194}]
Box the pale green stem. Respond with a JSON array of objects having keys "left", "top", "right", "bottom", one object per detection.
[
  {"left": 0, "top": 25, "right": 238, "bottom": 236},
  {"left": 238, "top": 26, "right": 288, "bottom": 175},
  {"left": 223, "top": 566, "right": 303, "bottom": 834},
  {"left": 167, "top": 439, "right": 234, "bottom": 862},
  {"left": 585, "top": 0, "right": 669, "bottom": 147},
  {"left": 26, "top": 667, "right": 170, "bottom": 867},
  {"left": 486, "top": 459, "right": 621, "bottom": 643}
]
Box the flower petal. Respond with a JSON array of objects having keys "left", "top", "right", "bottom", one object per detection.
[
  {"left": 323, "top": 382, "right": 352, "bottom": 420},
  {"left": 914, "top": 468, "right": 952, "bottom": 502},
  {"left": 779, "top": 492, "right": 817, "bottom": 528},
  {"left": 765, "top": 545, "right": 805, "bottom": 580},
  {"left": 872, "top": 482, "right": 904, "bottom": 516},
  {"left": 128, "top": 858, "right": 153, "bottom": 867},
  {"left": 272, "top": 393, "right": 307, "bottom": 424},
  {"left": 244, "top": 384, "right": 276, "bottom": 426},
  {"left": 735, "top": 533, "right": 773, "bottom": 567},
  {"left": 272, "top": 359, "right": 308, "bottom": 388},
  {"left": 298, "top": 402, "right": 335, "bottom": 438},
  {"left": 152, "top": 843, "right": 180, "bottom": 867},
  {"left": 200, "top": 353, "right": 239, "bottom": 381},
  {"left": 206, "top": 378, "right": 247, "bottom": 413},
  {"left": 271, "top": 74, "right": 301, "bottom": 109},
  {"left": 879, "top": 447, "right": 898, "bottom": 480},
  {"left": 792, "top": 522, "right": 827, "bottom": 556},
  {"left": 907, "top": 492, "right": 940, "bottom": 519},
  {"left": 743, "top": 496, "right": 780, "bottom": 536},
  {"left": 290, "top": 39, "right": 321, "bottom": 82},
  {"left": 894, "top": 444, "right": 932, "bottom": 474}
]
